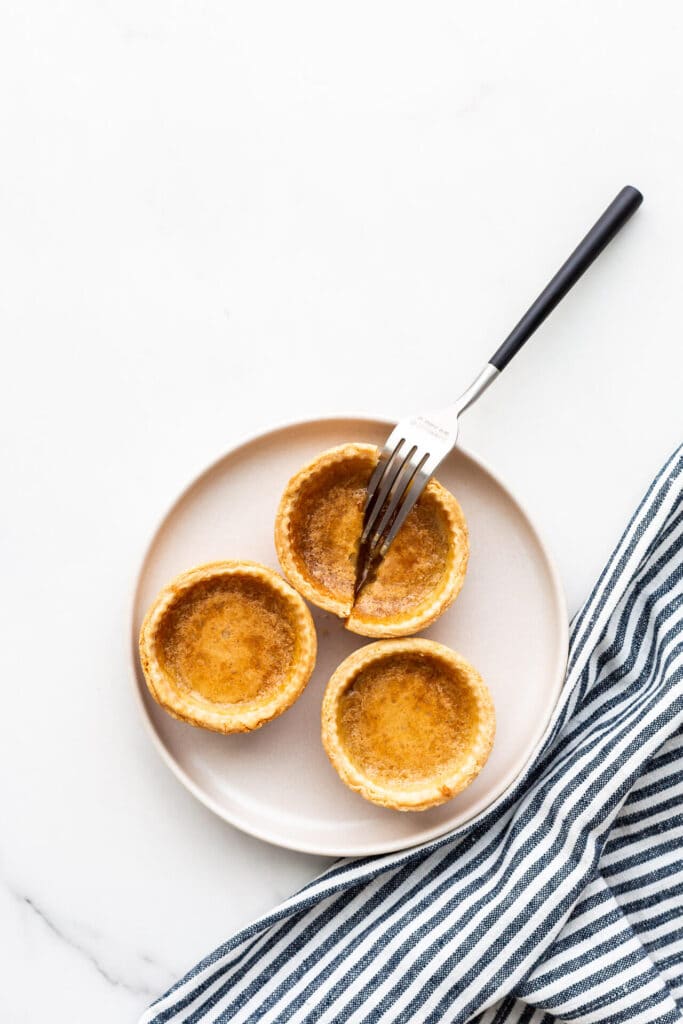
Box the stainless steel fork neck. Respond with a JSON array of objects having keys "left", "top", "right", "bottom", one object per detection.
[
  {"left": 417, "top": 363, "right": 500, "bottom": 437},
  {"left": 454, "top": 363, "right": 500, "bottom": 415}
]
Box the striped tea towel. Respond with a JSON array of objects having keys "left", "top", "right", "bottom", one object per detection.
[{"left": 141, "top": 444, "right": 683, "bottom": 1024}]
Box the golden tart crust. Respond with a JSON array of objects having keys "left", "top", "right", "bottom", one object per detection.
[
  {"left": 321, "top": 639, "right": 495, "bottom": 811},
  {"left": 139, "top": 561, "right": 317, "bottom": 734},
  {"left": 275, "top": 444, "right": 469, "bottom": 638}
]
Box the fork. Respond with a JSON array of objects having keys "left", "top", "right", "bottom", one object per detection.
[{"left": 354, "top": 184, "right": 643, "bottom": 596}]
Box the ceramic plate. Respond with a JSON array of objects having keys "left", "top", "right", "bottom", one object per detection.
[{"left": 130, "top": 417, "right": 567, "bottom": 857}]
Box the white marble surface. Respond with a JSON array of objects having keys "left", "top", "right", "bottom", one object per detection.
[{"left": 2, "top": 2, "right": 683, "bottom": 1020}]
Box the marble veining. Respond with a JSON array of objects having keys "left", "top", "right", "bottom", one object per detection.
[{"left": 12, "top": 884, "right": 176, "bottom": 1001}]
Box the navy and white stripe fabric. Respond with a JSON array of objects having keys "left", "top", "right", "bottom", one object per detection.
[{"left": 142, "top": 444, "right": 683, "bottom": 1024}]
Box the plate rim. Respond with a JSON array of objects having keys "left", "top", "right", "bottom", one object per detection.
[{"left": 129, "top": 414, "right": 569, "bottom": 857}]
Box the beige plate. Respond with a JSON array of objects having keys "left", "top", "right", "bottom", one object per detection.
[{"left": 130, "top": 417, "right": 568, "bottom": 857}]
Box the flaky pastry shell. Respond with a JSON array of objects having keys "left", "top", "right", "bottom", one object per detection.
[
  {"left": 139, "top": 560, "right": 317, "bottom": 734},
  {"left": 275, "top": 443, "right": 468, "bottom": 637},
  {"left": 321, "top": 638, "right": 495, "bottom": 811}
]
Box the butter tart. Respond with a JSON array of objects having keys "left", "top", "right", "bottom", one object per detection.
[
  {"left": 321, "top": 639, "right": 495, "bottom": 811},
  {"left": 139, "top": 561, "right": 317, "bottom": 733},
  {"left": 275, "top": 443, "right": 468, "bottom": 637}
]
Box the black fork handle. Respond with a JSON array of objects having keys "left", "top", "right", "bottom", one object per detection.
[{"left": 489, "top": 185, "right": 643, "bottom": 372}]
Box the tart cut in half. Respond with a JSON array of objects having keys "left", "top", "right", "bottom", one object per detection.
[
  {"left": 321, "top": 639, "right": 495, "bottom": 811},
  {"left": 139, "top": 561, "right": 317, "bottom": 734},
  {"left": 275, "top": 443, "right": 469, "bottom": 637}
]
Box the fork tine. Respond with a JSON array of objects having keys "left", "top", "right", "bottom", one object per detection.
[
  {"left": 370, "top": 460, "right": 436, "bottom": 565},
  {"left": 366, "top": 436, "right": 403, "bottom": 528},
  {"left": 360, "top": 440, "right": 416, "bottom": 546},
  {"left": 363, "top": 436, "right": 404, "bottom": 520},
  {"left": 362, "top": 450, "right": 428, "bottom": 557}
]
